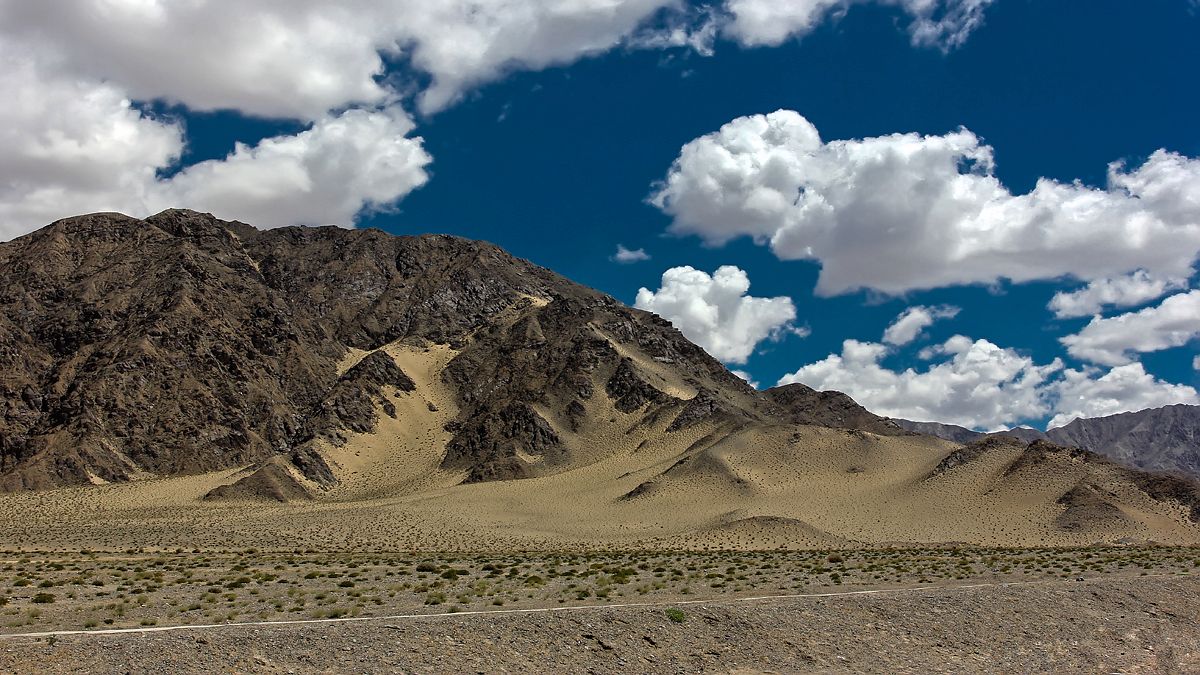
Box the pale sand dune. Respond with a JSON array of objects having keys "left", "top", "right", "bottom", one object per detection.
[
  {"left": 319, "top": 341, "right": 463, "bottom": 500},
  {"left": 0, "top": 344, "right": 1197, "bottom": 553}
]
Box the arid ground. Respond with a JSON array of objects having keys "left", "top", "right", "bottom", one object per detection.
[{"left": 0, "top": 565, "right": 1195, "bottom": 674}]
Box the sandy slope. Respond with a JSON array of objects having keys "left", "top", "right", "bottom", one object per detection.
[{"left": 0, "top": 338, "right": 1197, "bottom": 553}]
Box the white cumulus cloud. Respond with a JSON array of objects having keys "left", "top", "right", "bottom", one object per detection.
[
  {"left": 0, "top": 2, "right": 1003, "bottom": 240},
  {"left": 649, "top": 110, "right": 1200, "bottom": 297},
  {"left": 0, "top": 0, "right": 682, "bottom": 119},
  {"left": 0, "top": 0, "right": 682, "bottom": 238},
  {"left": 1048, "top": 270, "right": 1188, "bottom": 319},
  {"left": 780, "top": 333, "right": 1199, "bottom": 431},
  {"left": 154, "top": 108, "right": 431, "bottom": 229},
  {"left": 0, "top": 45, "right": 184, "bottom": 234},
  {"left": 635, "top": 265, "right": 799, "bottom": 364},
  {"left": 1048, "top": 363, "right": 1199, "bottom": 429},
  {"left": 0, "top": 60, "right": 432, "bottom": 241},
  {"left": 724, "top": 0, "right": 992, "bottom": 50},
  {"left": 611, "top": 244, "right": 651, "bottom": 263},
  {"left": 778, "top": 336, "right": 1062, "bottom": 430},
  {"left": 882, "top": 305, "right": 960, "bottom": 346},
  {"left": 1060, "top": 290, "right": 1200, "bottom": 366}
]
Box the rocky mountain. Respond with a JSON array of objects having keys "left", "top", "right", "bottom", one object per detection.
[
  {"left": 1047, "top": 405, "right": 1200, "bottom": 476},
  {"left": 0, "top": 209, "right": 828, "bottom": 493},
  {"left": 891, "top": 419, "right": 983, "bottom": 445},
  {"left": 763, "top": 383, "right": 909, "bottom": 436},
  {"left": 1, "top": 210, "right": 1198, "bottom": 548},
  {"left": 894, "top": 406, "right": 1200, "bottom": 478}
]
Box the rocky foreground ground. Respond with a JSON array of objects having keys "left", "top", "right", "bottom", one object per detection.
[{"left": 0, "top": 575, "right": 1196, "bottom": 673}]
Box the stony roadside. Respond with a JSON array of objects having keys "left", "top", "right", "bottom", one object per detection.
[{"left": 1, "top": 575, "right": 1197, "bottom": 674}]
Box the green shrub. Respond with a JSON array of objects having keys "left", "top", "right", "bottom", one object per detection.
[{"left": 664, "top": 608, "right": 685, "bottom": 624}]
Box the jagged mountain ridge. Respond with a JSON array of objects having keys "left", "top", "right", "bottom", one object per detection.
[
  {"left": 893, "top": 405, "right": 1200, "bottom": 478},
  {"left": 1, "top": 210, "right": 1198, "bottom": 548},
  {"left": 0, "top": 209, "right": 793, "bottom": 492}
]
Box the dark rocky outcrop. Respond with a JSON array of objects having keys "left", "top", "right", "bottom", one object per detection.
[
  {"left": 764, "top": 383, "right": 908, "bottom": 436},
  {"left": 1047, "top": 405, "right": 1200, "bottom": 477},
  {"left": 605, "top": 358, "right": 671, "bottom": 414},
  {"left": 0, "top": 210, "right": 765, "bottom": 491},
  {"left": 203, "top": 462, "right": 313, "bottom": 503}
]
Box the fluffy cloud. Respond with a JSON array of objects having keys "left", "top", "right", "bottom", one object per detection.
[
  {"left": 778, "top": 336, "right": 1061, "bottom": 430},
  {"left": 0, "top": 58, "right": 431, "bottom": 240},
  {"left": 611, "top": 244, "right": 651, "bottom": 263},
  {"left": 634, "top": 265, "right": 799, "bottom": 364},
  {"left": 0, "top": 1, "right": 993, "bottom": 120},
  {"left": 1060, "top": 290, "right": 1200, "bottom": 366},
  {"left": 882, "top": 305, "right": 959, "bottom": 346},
  {"left": 0, "top": 2, "right": 1002, "bottom": 240},
  {"left": 724, "top": 0, "right": 992, "bottom": 50},
  {"left": 780, "top": 333, "right": 1199, "bottom": 430},
  {"left": 650, "top": 110, "right": 1200, "bottom": 297},
  {"left": 1048, "top": 363, "right": 1199, "bottom": 428},
  {"left": 155, "top": 109, "right": 431, "bottom": 228},
  {"left": 0, "top": 46, "right": 184, "bottom": 234},
  {"left": 1048, "top": 270, "right": 1188, "bottom": 318},
  {"left": 0, "top": 0, "right": 682, "bottom": 238},
  {"left": 1194, "top": 355, "right": 1200, "bottom": 370},
  {"left": 0, "top": 0, "right": 680, "bottom": 119}
]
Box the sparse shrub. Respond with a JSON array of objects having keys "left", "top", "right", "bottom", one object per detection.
[
  {"left": 32, "top": 593, "right": 56, "bottom": 604},
  {"left": 665, "top": 608, "right": 685, "bottom": 623}
]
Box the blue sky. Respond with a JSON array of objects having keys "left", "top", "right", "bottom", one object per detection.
[{"left": 2, "top": 0, "right": 1199, "bottom": 430}]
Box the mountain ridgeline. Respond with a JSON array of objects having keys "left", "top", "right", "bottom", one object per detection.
[
  {"left": 1, "top": 210, "right": 1197, "bottom": 549},
  {"left": 893, "top": 405, "right": 1200, "bottom": 479},
  {"left": 0, "top": 210, "right": 798, "bottom": 492}
]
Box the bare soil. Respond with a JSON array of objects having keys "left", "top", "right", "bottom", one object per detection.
[{"left": 1, "top": 573, "right": 1196, "bottom": 673}]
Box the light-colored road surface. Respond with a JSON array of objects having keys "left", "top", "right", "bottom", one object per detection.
[{"left": 1, "top": 573, "right": 1185, "bottom": 640}]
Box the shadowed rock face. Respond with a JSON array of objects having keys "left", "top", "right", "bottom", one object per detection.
[
  {"left": 0, "top": 210, "right": 771, "bottom": 492},
  {"left": 1046, "top": 405, "right": 1200, "bottom": 478},
  {"left": 764, "top": 383, "right": 909, "bottom": 436},
  {"left": 894, "top": 405, "right": 1200, "bottom": 479}
]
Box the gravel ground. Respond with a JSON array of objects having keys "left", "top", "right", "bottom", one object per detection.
[{"left": 1, "top": 575, "right": 1197, "bottom": 674}]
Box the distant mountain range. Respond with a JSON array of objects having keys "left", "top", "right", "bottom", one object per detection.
[{"left": 893, "top": 405, "right": 1200, "bottom": 478}]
